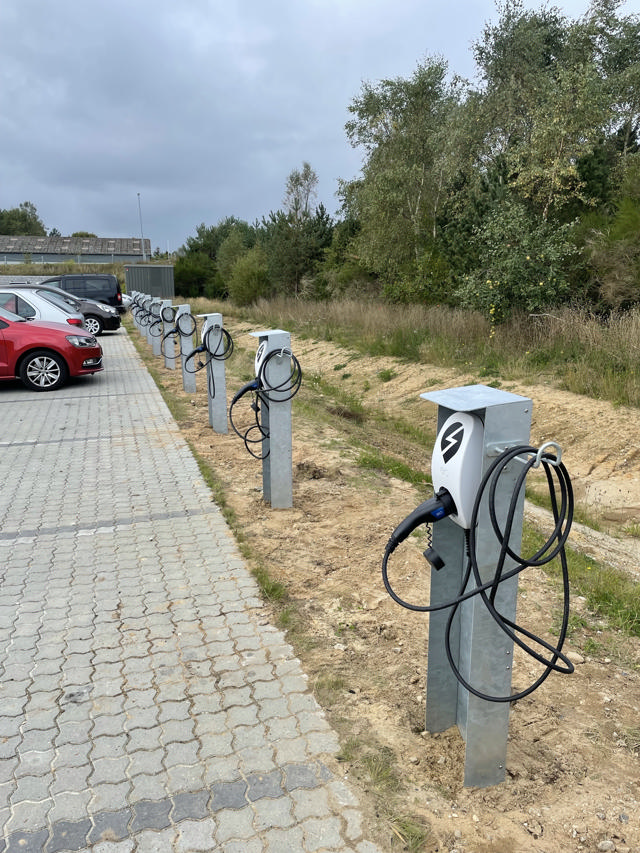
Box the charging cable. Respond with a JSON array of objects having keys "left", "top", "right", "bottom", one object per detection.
[
  {"left": 382, "top": 444, "right": 574, "bottom": 702},
  {"left": 229, "top": 349, "right": 302, "bottom": 459},
  {"left": 184, "top": 324, "right": 234, "bottom": 398}
]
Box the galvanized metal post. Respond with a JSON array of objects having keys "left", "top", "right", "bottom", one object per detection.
[
  {"left": 140, "top": 295, "right": 151, "bottom": 337},
  {"left": 250, "top": 330, "right": 293, "bottom": 509},
  {"left": 176, "top": 304, "right": 196, "bottom": 394},
  {"left": 150, "top": 300, "right": 162, "bottom": 358},
  {"left": 161, "top": 300, "right": 176, "bottom": 370},
  {"left": 145, "top": 297, "right": 157, "bottom": 347},
  {"left": 421, "top": 384, "right": 532, "bottom": 788},
  {"left": 201, "top": 313, "right": 228, "bottom": 434}
]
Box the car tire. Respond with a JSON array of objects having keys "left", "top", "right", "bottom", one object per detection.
[
  {"left": 19, "top": 350, "right": 69, "bottom": 391},
  {"left": 84, "top": 315, "right": 103, "bottom": 336}
]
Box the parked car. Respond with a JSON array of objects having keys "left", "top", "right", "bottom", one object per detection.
[
  {"left": 0, "top": 306, "right": 103, "bottom": 391},
  {"left": 0, "top": 288, "right": 85, "bottom": 327},
  {"left": 9, "top": 283, "right": 121, "bottom": 336},
  {"left": 41, "top": 273, "right": 125, "bottom": 314},
  {"left": 121, "top": 292, "right": 133, "bottom": 310}
]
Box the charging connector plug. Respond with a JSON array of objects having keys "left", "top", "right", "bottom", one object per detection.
[{"left": 388, "top": 488, "right": 456, "bottom": 551}]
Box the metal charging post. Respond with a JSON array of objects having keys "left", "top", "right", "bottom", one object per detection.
[
  {"left": 421, "top": 384, "right": 532, "bottom": 788},
  {"left": 161, "top": 300, "right": 176, "bottom": 370},
  {"left": 145, "top": 299, "right": 159, "bottom": 347},
  {"left": 201, "top": 313, "right": 228, "bottom": 434},
  {"left": 150, "top": 300, "right": 162, "bottom": 357},
  {"left": 139, "top": 295, "right": 152, "bottom": 336},
  {"left": 176, "top": 304, "right": 196, "bottom": 393},
  {"left": 250, "top": 329, "right": 293, "bottom": 509}
]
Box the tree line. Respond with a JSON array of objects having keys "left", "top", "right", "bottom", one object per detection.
[{"left": 177, "top": 0, "right": 640, "bottom": 319}]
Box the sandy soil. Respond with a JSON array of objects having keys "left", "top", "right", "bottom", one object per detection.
[{"left": 135, "top": 319, "right": 640, "bottom": 853}]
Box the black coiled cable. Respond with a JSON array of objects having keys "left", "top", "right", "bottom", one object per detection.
[
  {"left": 381, "top": 445, "right": 574, "bottom": 702},
  {"left": 229, "top": 349, "right": 302, "bottom": 459}
]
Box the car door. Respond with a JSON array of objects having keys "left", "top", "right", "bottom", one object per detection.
[{"left": 0, "top": 318, "right": 10, "bottom": 377}]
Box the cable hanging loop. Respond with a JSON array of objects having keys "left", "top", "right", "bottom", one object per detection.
[{"left": 533, "top": 441, "right": 562, "bottom": 468}]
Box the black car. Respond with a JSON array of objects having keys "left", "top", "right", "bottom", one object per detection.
[
  {"left": 9, "top": 283, "right": 121, "bottom": 336},
  {"left": 41, "top": 273, "right": 125, "bottom": 314}
]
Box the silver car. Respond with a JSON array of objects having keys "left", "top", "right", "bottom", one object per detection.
[{"left": 0, "top": 288, "right": 85, "bottom": 328}]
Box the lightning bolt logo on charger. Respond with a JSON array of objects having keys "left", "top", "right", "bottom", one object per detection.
[{"left": 440, "top": 421, "right": 465, "bottom": 463}]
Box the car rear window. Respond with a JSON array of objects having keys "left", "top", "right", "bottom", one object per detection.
[{"left": 36, "top": 290, "right": 76, "bottom": 312}]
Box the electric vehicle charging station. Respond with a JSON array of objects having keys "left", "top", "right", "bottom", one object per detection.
[
  {"left": 176, "top": 304, "right": 197, "bottom": 393},
  {"left": 145, "top": 299, "right": 160, "bottom": 347},
  {"left": 253, "top": 330, "right": 293, "bottom": 508},
  {"left": 160, "top": 301, "right": 176, "bottom": 370},
  {"left": 197, "top": 312, "right": 232, "bottom": 434},
  {"left": 382, "top": 383, "right": 574, "bottom": 788},
  {"left": 149, "top": 300, "right": 163, "bottom": 357},
  {"left": 228, "top": 329, "right": 301, "bottom": 509}
]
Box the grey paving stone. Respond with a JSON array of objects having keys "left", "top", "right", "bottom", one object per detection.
[
  {"left": 213, "top": 807, "right": 255, "bottom": 844},
  {"left": 47, "top": 818, "right": 92, "bottom": 852},
  {"left": 130, "top": 798, "right": 173, "bottom": 833},
  {"left": 245, "top": 769, "right": 284, "bottom": 802},
  {"left": 4, "top": 827, "right": 49, "bottom": 852},
  {"left": 174, "top": 817, "right": 217, "bottom": 852},
  {"left": 170, "top": 789, "right": 210, "bottom": 822},
  {"left": 209, "top": 780, "right": 248, "bottom": 811}
]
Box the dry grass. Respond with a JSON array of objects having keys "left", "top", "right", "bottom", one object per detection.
[{"left": 187, "top": 296, "right": 640, "bottom": 408}]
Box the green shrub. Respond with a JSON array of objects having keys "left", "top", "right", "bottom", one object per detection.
[
  {"left": 228, "top": 246, "right": 271, "bottom": 306},
  {"left": 174, "top": 252, "right": 218, "bottom": 298},
  {"left": 456, "top": 199, "right": 577, "bottom": 321}
]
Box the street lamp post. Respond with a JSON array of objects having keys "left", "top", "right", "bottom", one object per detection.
[{"left": 137, "top": 192, "right": 147, "bottom": 262}]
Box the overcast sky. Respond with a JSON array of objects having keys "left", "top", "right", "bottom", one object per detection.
[{"left": 1, "top": 0, "right": 636, "bottom": 253}]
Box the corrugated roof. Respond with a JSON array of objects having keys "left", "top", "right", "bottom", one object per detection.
[{"left": 0, "top": 236, "right": 151, "bottom": 255}]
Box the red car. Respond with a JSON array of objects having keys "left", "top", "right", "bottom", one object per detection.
[{"left": 0, "top": 306, "right": 103, "bottom": 391}]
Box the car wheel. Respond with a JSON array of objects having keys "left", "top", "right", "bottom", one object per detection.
[
  {"left": 84, "top": 315, "right": 103, "bottom": 335},
  {"left": 19, "top": 350, "right": 69, "bottom": 391}
]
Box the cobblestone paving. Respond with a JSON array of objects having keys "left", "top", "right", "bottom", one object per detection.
[{"left": 0, "top": 331, "right": 383, "bottom": 852}]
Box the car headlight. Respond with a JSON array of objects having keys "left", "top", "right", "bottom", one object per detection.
[{"left": 66, "top": 334, "right": 97, "bottom": 347}]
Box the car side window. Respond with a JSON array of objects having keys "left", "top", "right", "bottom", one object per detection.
[
  {"left": 0, "top": 294, "right": 17, "bottom": 313},
  {"left": 15, "top": 296, "right": 36, "bottom": 319}
]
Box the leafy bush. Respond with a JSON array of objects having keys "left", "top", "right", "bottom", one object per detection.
[
  {"left": 455, "top": 199, "right": 577, "bottom": 321},
  {"left": 228, "top": 246, "right": 271, "bottom": 306}
]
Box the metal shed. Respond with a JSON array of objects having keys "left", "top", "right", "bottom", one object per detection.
[{"left": 124, "top": 264, "right": 175, "bottom": 298}]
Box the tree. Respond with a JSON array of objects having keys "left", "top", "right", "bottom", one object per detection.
[
  {"left": 259, "top": 204, "right": 333, "bottom": 296},
  {"left": 228, "top": 246, "right": 270, "bottom": 306},
  {"left": 217, "top": 226, "right": 255, "bottom": 286},
  {"left": 183, "top": 217, "right": 251, "bottom": 260},
  {"left": 341, "top": 58, "right": 465, "bottom": 296},
  {"left": 173, "top": 252, "right": 217, "bottom": 298},
  {"left": 0, "top": 201, "right": 46, "bottom": 235},
  {"left": 283, "top": 162, "right": 318, "bottom": 222},
  {"left": 471, "top": 0, "right": 640, "bottom": 221}
]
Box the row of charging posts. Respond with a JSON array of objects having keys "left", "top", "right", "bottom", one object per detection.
[
  {"left": 129, "top": 292, "right": 300, "bottom": 509},
  {"left": 130, "top": 294, "right": 575, "bottom": 788}
]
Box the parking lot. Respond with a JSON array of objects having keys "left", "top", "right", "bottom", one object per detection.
[{"left": 0, "top": 330, "right": 381, "bottom": 852}]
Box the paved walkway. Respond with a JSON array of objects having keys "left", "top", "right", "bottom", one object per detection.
[{"left": 0, "top": 330, "right": 383, "bottom": 853}]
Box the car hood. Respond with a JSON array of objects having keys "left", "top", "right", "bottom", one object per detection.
[{"left": 13, "top": 318, "right": 94, "bottom": 336}]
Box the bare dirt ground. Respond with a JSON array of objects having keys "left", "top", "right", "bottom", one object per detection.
[{"left": 135, "top": 319, "right": 640, "bottom": 853}]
